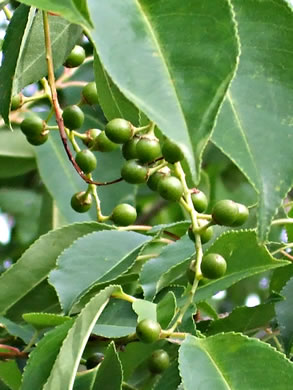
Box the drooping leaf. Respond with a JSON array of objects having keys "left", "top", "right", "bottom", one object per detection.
[
  {"left": 0, "top": 5, "right": 34, "bottom": 125},
  {"left": 132, "top": 299, "right": 157, "bottom": 322},
  {"left": 206, "top": 303, "right": 275, "bottom": 336},
  {"left": 42, "top": 286, "right": 120, "bottom": 390},
  {"left": 195, "top": 230, "right": 289, "bottom": 303},
  {"left": 94, "top": 51, "right": 139, "bottom": 126},
  {"left": 0, "top": 221, "right": 107, "bottom": 314},
  {"left": 0, "top": 361, "right": 22, "bottom": 390},
  {"left": 49, "top": 230, "right": 151, "bottom": 313},
  {"left": 140, "top": 235, "right": 194, "bottom": 301},
  {"left": 0, "top": 316, "right": 34, "bottom": 343},
  {"left": 276, "top": 276, "right": 293, "bottom": 355},
  {"left": 91, "top": 342, "right": 123, "bottom": 390},
  {"left": 212, "top": 0, "right": 293, "bottom": 241},
  {"left": 17, "top": 0, "right": 91, "bottom": 27},
  {"left": 21, "top": 319, "right": 74, "bottom": 390},
  {"left": 179, "top": 333, "right": 293, "bottom": 389},
  {"left": 0, "top": 130, "right": 35, "bottom": 177},
  {"left": 93, "top": 299, "right": 137, "bottom": 338},
  {"left": 88, "top": 0, "right": 239, "bottom": 180}
]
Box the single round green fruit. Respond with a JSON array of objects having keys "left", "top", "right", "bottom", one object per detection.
[
  {"left": 26, "top": 131, "right": 49, "bottom": 146},
  {"left": 82, "top": 82, "right": 99, "bottom": 105},
  {"left": 232, "top": 203, "right": 249, "bottom": 226},
  {"left": 105, "top": 118, "right": 133, "bottom": 144},
  {"left": 64, "top": 45, "right": 85, "bottom": 68},
  {"left": 93, "top": 131, "right": 118, "bottom": 152},
  {"left": 111, "top": 203, "right": 137, "bottom": 226},
  {"left": 136, "top": 137, "right": 161, "bottom": 163},
  {"left": 121, "top": 159, "right": 148, "bottom": 184},
  {"left": 75, "top": 149, "right": 97, "bottom": 174},
  {"left": 83, "top": 128, "right": 101, "bottom": 148},
  {"left": 20, "top": 115, "right": 44, "bottom": 137},
  {"left": 191, "top": 190, "right": 208, "bottom": 213},
  {"left": 148, "top": 349, "right": 170, "bottom": 374},
  {"left": 62, "top": 105, "right": 84, "bottom": 130},
  {"left": 71, "top": 191, "right": 92, "bottom": 213},
  {"left": 212, "top": 199, "right": 238, "bottom": 226},
  {"left": 157, "top": 176, "right": 183, "bottom": 202},
  {"left": 147, "top": 170, "right": 169, "bottom": 192},
  {"left": 11, "top": 94, "right": 22, "bottom": 110},
  {"left": 162, "top": 138, "right": 184, "bottom": 163},
  {"left": 122, "top": 137, "right": 139, "bottom": 160},
  {"left": 201, "top": 253, "right": 227, "bottom": 279},
  {"left": 136, "top": 319, "right": 161, "bottom": 344},
  {"left": 86, "top": 352, "right": 104, "bottom": 369}
]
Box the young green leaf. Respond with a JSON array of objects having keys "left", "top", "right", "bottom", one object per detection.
[
  {"left": 276, "top": 276, "right": 293, "bottom": 355},
  {"left": 133, "top": 299, "right": 157, "bottom": 322}
]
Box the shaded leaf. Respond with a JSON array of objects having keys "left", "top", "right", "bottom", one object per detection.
[
  {"left": 0, "top": 221, "right": 107, "bottom": 314},
  {"left": 179, "top": 333, "right": 293, "bottom": 389},
  {"left": 153, "top": 361, "right": 181, "bottom": 390},
  {"left": 0, "top": 361, "right": 22, "bottom": 390},
  {"left": 212, "top": 0, "right": 293, "bottom": 241},
  {"left": 0, "top": 316, "right": 34, "bottom": 343},
  {"left": 88, "top": 0, "right": 239, "bottom": 180},
  {"left": 195, "top": 230, "right": 289, "bottom": 303},
  {"left": 156, "top": 291, "right": 176, "bottom": 329},
  {"left": 49, "top": 230, "right": 151, "bottom": 313},
  {"left": 276, "top": 276, "right": 293, "bottom": 355},
  {"left": 42, "top": 286, "right": 120, "bottom": 390},
  {"left": 73, "top": 370, "right": 97, "bottom": 390}
]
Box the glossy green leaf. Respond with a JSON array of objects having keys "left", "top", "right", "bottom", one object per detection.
[
  {"left": 88, "top": 0, "right": 239, "bottom": 180},
  {"left": 132, "top": 299, "right": 157, "bottom": 322},
  {"left": 49, "top": 230, "right": 151, "bottom": 313},
  {"left": 0, "top": 221, "right": 106, "bottom": 314},
  {"left": 276, "top": 276, "right": 293, "bottom": 355},
  {"left": 212, "top": 0, "right": 293, "bottom": 241},
  {"left": 0, "top": 316, "right": 34, "bottom": 343},
  {"left": 195, "top": 230, "right": 289, "bottom": 303},
  {"left": 93, "top": 299, "right": 137, "bottom": 338},
  {"left": 0, "top": 5, "right": 34, "bottom": 125},
  {"left": 21, "top": 320, "right": 74, "bottom": 390},
  {"left": 94, "top": 51, "right": 139, "bottom": 126},
  {"left": 179, "top": 333, "right": 293, "bottom": 389},
  {"left": 42, "top": 286, "right": 120, "bottom": 390},
  {"left": 0, "top": 130, "right": 35, "bottom": 177},
  {"left": 22, "top": 312, "right": 71, "bottom": 329},
  {"left": 92, "top": 342, "right": 122, "bottom": 390},
  {"left": 156, "top": 291, "right": 176, "bottom": 329},
  {"left": 141, "top": 235, "right": 194, "bottom": 301},
  {"left": 34, "top": 131, "right": 96, "bottom": 223},
  {"left": 206, "top": 303, "right": 275, "bottom": 336},
  {"left": 17, "top": 0, "right": 91, "bottom": 27},
  {"left": 0, "top": 361, "right": 22, "bottom": 390},
  {"left": 12, "top": 11, "right": 82, "bottom": 94}
]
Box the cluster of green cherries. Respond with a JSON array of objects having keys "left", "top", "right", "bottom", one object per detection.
[{"left": 86, "top": 318, "right": 170, "bottom": 375}]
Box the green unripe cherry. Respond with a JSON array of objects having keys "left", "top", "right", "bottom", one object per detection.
[
  {"left": 212, "top": 199, "right": 238, "bottom": 226},
  {"left": 11, "top": 94, "right": 22, "bottom": 111},
  {"left": 64, "top": 45, "right": 85, "bottom": 68},
  {"left": 147, "top": 170, "right": 169, "bottom": 192},
  {"left": 232, "top": 203, "right": 249, "bottom": 226},
  {"left": 75, "top": 149, "right": 97, "bottom": 174},
  {"left": 121, "top": 159, "right": 148, "bottom": 184},
  {"left": 111, "top": 203, "right": 137, "bottom": 226},
  {"left": 82, "top": 82, "right": 99, "bottom": 105},
  {"left": 93, "top": 131, "right": 118, "bottom": 152},
  {"left": 136, "top": 137, "right": 161, "bottom": 163},
  {"left": 71, "top": 191, "right": 92, "bottom": 213},
  {"left": 83, "top": 128, "right": 101, "bottom": 148},
  {"left": 136, "top": 319, "right": 161, "bottom": 344},
  {"left": 122, "top": 137, "right": 139, "bottom": 160},
  {"left": 201, "top": 253, "right": 227, "bottom": 279},
  {"left": 148, "top": 349, "right": 170, "bottom": 374},
  {"left": 105, "top": 118, "right": 133, "bottom": 144},
  {"left": 162, "top": 138, "right": 184, "bottom": 163},
  {"left": 26, "top": 131, "right": 49, "bottom": 146},
  {"left": 191, "top": 190, "right": 208, "bottom": 213},
  {"left": 86, "top": 352, "right": 104, "bottom": 369},
  {"left": 20, "top": 115, "right": 44, "bottom": 137},
  {"left": 62, "top": 105, "right": 84, "bottom": 130},
  {"left": 157, "top": 176, "right": 183, "bottom": 202}
]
